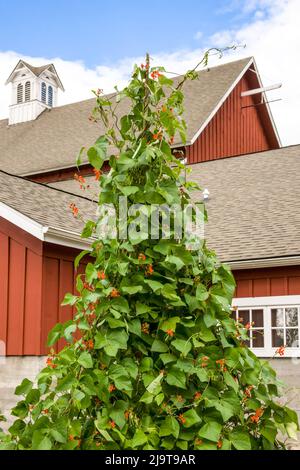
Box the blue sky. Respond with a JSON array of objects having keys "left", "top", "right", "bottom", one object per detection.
[
  {"left": 0, "top": 0, "right": 257, "bottom": 67},
  {"left": 0, "top": 1, "right": 299, "bottom": 145}
]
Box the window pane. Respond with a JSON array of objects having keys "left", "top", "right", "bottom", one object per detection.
[
  {"left": 286, "top": 329, "right": 299, "bottom": 348},
  {"left": 252, "top": 309, "right": 264, "bottom": 328},
  {"left": 252, "top": 329, "right": 264, "bottom": 347},
  {"left": 271, "top": 308, "right": 284, "bottom": 328},
  {"left": 285, "top": 308, "right": 298, "bottom": 327},
  {"left": 272, "top": 329, "right": 284, "bottom": 347},
  {"left": 237, "top": 310, "right": 249, "bottom": 325}
]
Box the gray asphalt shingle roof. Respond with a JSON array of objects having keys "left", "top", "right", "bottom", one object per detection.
[
  {"left": 49, "top": 145, "right": 300, "bottom": 263},
  {"left": 0, "top": 57, "right": 251, "bottom": 176},
  {"left": 0, "top": 171, "right": 96, "bottom": 233}
]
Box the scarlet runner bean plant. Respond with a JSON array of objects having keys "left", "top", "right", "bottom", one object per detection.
[{"left": 0, "top": 51, "right": 298, "bottom": 450}]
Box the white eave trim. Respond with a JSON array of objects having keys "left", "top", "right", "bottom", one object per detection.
[
  {"left": 0, "top": 202, "right": 92, "bottom": 250},
  {"left": 189, "top": 57, "right": 281, "bottom": 148},
  {"left": 227, "top": 255, "right": 300, "bottom": 270},
  {"left": 44, "top": 226, "right": 92, "bottom": 250},
  {"left": 251, "top": 57, "right": 281, "bottom": 147}
]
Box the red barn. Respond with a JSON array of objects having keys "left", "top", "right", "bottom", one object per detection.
[{"left": 0, "top": 56, "right": 299, "bottom": 419}]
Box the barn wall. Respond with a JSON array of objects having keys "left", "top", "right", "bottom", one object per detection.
[
  {"left": 234, "top": 266, "right": 300, "bottom": 297},
  {"left": 186, "top": 72, "right": 277, "bottom": 164},
  {"left": 0, "top": 218, "right": 43, "bottom": 356},
  {"left": 40, "top": 243, "right": 84, "bottom": 355}
]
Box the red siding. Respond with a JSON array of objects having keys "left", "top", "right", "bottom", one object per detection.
[
  {"left": 40, "top": 243, "right": 85, "bottom": 355},
  {"left": 186, "top": 72, "right": 279, "bottom": 164},
  {"left": 234, "top": 266, "right": 300, "bottom": 297},
  {"left": 0, "top": 218, "right": 43, "bottom": 356}
]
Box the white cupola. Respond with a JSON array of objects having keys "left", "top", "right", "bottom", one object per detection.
[{"left": 5, "top": 60, "right": 64, "bottom": 125}]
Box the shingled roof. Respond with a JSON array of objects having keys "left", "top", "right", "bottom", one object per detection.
[
  {"left": 0, "top": 171, "right": 96, "bottom": 241},
  {"left": 0, "top": 57, "right": 252, "bottom": 177},
  {"left": 49, "top": 145, "right": 300, "bottom": 267}
]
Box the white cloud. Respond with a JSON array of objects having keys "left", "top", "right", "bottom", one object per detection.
[{"left": 0, "top": 0, "right": 299, "bottom": 145}]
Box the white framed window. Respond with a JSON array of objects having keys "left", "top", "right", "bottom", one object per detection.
[{"left": 232, "top": 296, "right": 300, "bottom": 357}]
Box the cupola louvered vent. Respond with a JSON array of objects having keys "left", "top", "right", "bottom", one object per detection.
[
  {"left": 41, "top": 82, "right": 46, "bottom": 103},
  {"left": 17, "top": 83, "right": 23, "bottom": 103},
  {"left": 25, "top": 81, "right": 31, "bottom": 102}
]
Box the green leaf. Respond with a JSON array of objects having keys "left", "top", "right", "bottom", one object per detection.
[
  {"left": 15, "top": 378, "right": 33, "bottom": 396},
  {"left": 78, "top": 352, "right": 93, "bottom": 369},
  {"left": 224, "top": 371, "right": 239, "bottom": 393},
  {"left": 109, "top": 400, "right": 128, "bottom": 429},
  {"left": 160, "top": 353, "right": 177, "bottom": 365},
  {"left": 182, "top": 409, "right": 201, "bottom": 428},
  {"left": 160, "top": 317, "right": 180, "bottom": 332},
  {"left": 25, "top": 389, "right": 40, "bottom": 405},
  {"left": 121, "top": 285, "right": 143, "bottom": 295},
  {"left": 136, "top": 302, "right": 151, "bottom": 315},
  {"left": 144, "top": 279, "right": 163, "bottom": 292},
  {"left": 198, "top": 421, "right": 222, "bottom": 442},
  {"left": 47, "top": 323, "right": 63, "bottom": 346},
  {"left": 196, "top": 284, "right": 209, "bottom": 301},
  {"left": 165, "top": 255, "right": 185, "bottom": 271},
  {"left": 171, "top": 339, "right": 191, "bottom": 356},
  {"left": 131, "top": 430, "right": 148, "bottom": 448},
  {"left": 229, "top": 428, "right": 251, "bottom": 450},
  {"left": 159, "top": 416, "right": 180, "bottom": 439},
  {"left": 118, "top": 186, "right": 139, "bottom": 196},
  {"left": 32, "top": 432, "right": 52, "bottom": 450},
  {"left": 74, "top": 250, "right": 90, "bottom": 269},
  {"left": 11, "top": 401, "right": 28, "bottom": 419},
  {"left": 261, "top": 423, "right": 277, "bottom": 443},
  {"left": 56, "top": 373, "right": 77, "bottom": 392},
  {"left": 166, "top": 367, "right": 186, "bottom": 389},
  {"left": 151, "top": 339, "right": 168, "bottom": 353},
  {"left": 147, "top": 373, "right": 164, "bottom": 395},
  {"left": 61, "top": 293, "right": 78, "bottom": 306},
  {"left": 286, "top": 422, "right": 298, "bottom": 440}
]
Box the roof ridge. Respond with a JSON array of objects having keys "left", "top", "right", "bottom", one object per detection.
[{"left": 0, "top": 168, "right": 96, "bottom": 203}]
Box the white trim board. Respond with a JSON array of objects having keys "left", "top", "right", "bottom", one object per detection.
[
  {"left": 0, "top": 202, "right": 92, "bottom": 250},
  {"left": 233, "top": 295, "right": 300, "bottom": 307}
]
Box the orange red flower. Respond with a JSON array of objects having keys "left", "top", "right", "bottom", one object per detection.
[
  {"left": 146, "top": 264, "right": 154, "bottom": 275},
  {"left": 141, "top": 322, "right": 150, "bottom": 334},
  {"left": 276, "top": 346, "right": 285, "bottom": 356},
  {"left": 108, "top": 384, "right": 116, "bottom": 393},
  {"left": 74, "top": 173, "right": 86, "bottom": 190},
  {"left": 93, "top": 168, "right": 102, "bottom": 181},
  {"left": 250, "top": 407, "right": 264, "bottom": 424},
  {"left": 244, "top": 385, "right": 254, "bottom": 398},
  {"left": 46, "top": 357, "right": 57, "bottom": 369},
  {"left": 166, "top": 329, "right": 175, "bottom": 337},
  {"left": 151, "top": 70, "right": 162, "bottom": 80},
  {"left": 178, "top": 414, "right": 186, "bottom": 425},
  {"left": 109, "top": 420, "right": 116, "bottom": 429},
  {"left": 138, "top": 253, "right": 146, "bottom": 262},
  {"left": 153, "top": 131, "right": 163, "bottom": 141},
  {"left": 110, "top": 288, "right": 120, "bottom": 298},
  {"left": 217, "top": 440, "right": 223, "bottom": 449},
  {"left": 194, "top": 391, "right": 202, "bottom": 401},
  {"left": 97, "top": 271, "right": 106, "bottom": 280},
  {"left": 69, "top": 202, "right": 79, "bottom": 218}
]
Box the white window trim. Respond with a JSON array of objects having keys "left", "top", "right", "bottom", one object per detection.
[{"left": 232, "top": 296, "right": 300, "bottom": 358}]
